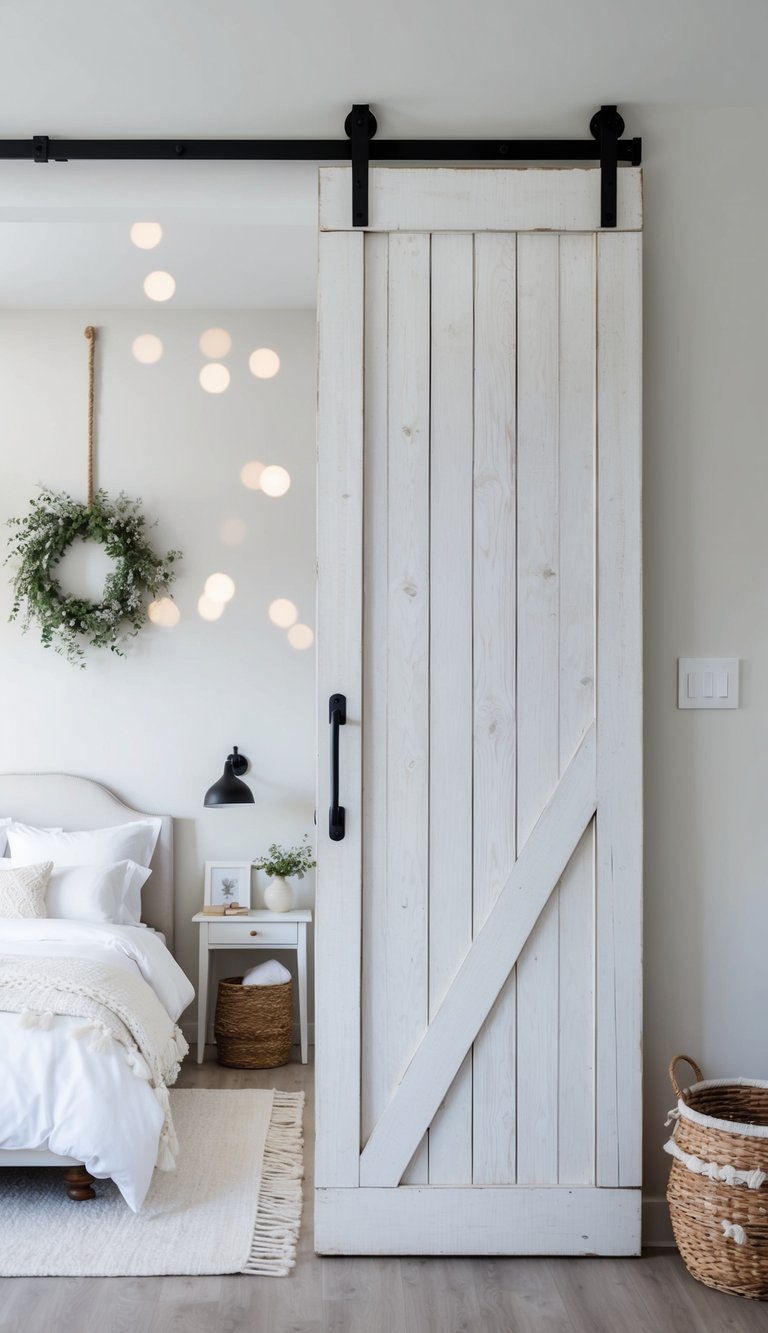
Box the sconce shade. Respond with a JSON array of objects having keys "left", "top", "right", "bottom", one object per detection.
[{"left": 204, "top": 747, "right": 254, "bottom": 807}]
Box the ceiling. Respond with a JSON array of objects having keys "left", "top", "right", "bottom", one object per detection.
[{"left": 0, "top": 0, "right": 763, "bottom": 308}]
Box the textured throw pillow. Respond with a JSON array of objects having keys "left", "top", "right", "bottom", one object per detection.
[
  {"left": 6, "top": 818, "right": 162, "bottom": 871},
  {"left": 0, "top": 861, "right": 53, "bottom": 918}
]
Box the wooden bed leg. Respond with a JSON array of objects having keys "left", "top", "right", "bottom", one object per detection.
[{"left": 63, "top": 1164, "right": 96, "bottom": 1201}]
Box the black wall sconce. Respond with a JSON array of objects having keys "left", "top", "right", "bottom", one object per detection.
[{"left": 203, "top": 746, "right": 255, "bottom": 807}]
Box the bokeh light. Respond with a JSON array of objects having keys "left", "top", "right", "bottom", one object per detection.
[
  {"left": 219, "top": 517, "right": 247, "bottom": 546},
  {"left": 130, "top": 222, "right": 162, "bottom": 250},
  {"left": 199, "top": 327, "right": 232, "bottom": 358},
  {"left": 240, "top": 460, "right": 265, "bottom": 491},
  {"left": 248, "top": 347, "right": 280, "bottom": 379},
  {"left": 197, "top": 595, "right": 225, "bottom": 622},
  {"left": 204, "top": 573, "right": 236, "bottom": 604},
  {"left": 199, "top": 363, "right": 230, "bottom": 394},
  {"left": 131, "top": 334, "right": 163, "bottom": 364},
  {"left": 288, "top": 624, "right": 314, "bottom": 650},
  {"left": 147, "top": 597, "right": 180, "bottom": 627},
  {"left": 259, "top": 465, "right": 291, "bottom": 497},
  {"left": 269, "top": 598, "right": 298, "bottom": 629},
  {"left": 143, "top": 270, "right": 176, "bottom": 302}
]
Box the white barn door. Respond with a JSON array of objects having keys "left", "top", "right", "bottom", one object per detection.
[{"left": 316, "top": 167, "right": 642, "bottom": 1256}]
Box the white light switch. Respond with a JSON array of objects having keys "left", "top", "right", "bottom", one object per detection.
[{"left": 678, "top": 658, "right": 740, "bottom": 709}]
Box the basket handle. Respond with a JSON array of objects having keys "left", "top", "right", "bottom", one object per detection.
[{"left": 669, "top": 1054, "right": 704, "bottom": 1101}]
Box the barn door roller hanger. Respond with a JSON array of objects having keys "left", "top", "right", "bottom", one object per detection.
[{"left": 3, "top": 104, "right": 639, "bottom": 230}]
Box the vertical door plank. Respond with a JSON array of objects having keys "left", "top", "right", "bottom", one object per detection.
[
  {"left": 557, "top": 234, "right": 597, "bottom": 1186},
  {"left": 595, "top": 232, "right": 643, "bottom": 1188},
  {"left": 387, "top": 233, "right": 431, "bottom": 1184},
  {"left": 471, "top": 232, "right": 518, "bottom": 1184},
  {"left": 361, "top": 233, "right": 390, "bottom": 1148},
  {"left": 315, "top": 230, "right": 365, "bottom": 1188},
  {"left": 428, "top": 233, "right": 475, "bottom": 1184},
  {"left": 515, "top": 233, "right": 561, "bottom": 1185}
]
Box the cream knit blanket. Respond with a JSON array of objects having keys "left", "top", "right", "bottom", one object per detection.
[{"left": 0, "top": 955, "right": 188, "bottom": 1169}]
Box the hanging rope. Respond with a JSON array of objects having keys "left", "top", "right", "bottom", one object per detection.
[{"left": 84, "top": 325, "right": 96, "bottom": 504}]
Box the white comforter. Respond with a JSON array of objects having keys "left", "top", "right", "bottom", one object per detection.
[{"left": 0, "top": 920, "right": 194, "bottom": 1210}]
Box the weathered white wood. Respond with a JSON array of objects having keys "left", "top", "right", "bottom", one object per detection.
[
  {"left": 316, "top": 168, "right": 642, "bottom": 1254},
  {"left": 515, "top": 233, "right": 561, "bottom": 1185},
  {"left": 427, "top": 232, "right": 474, "bottom": 1185},
  {"left": 320, "top": 168, "right": 643, "bottom": 233},
  {"left": 558, "top": 830, "right": 595, "bottom": 1181},
  {"left": 315, "top": 230, "right": 364, "bottom": 1188},
  {"left": 316, "top": 1187, "right": 642, "bottom": 1257},
  {"left": 595, "top": 231, "right": 643, "bottom": 1189},
  {"left": 361, "top": 232, "right": 390, "bottom": 1148},
  {"left": 385, "top": 232, "right": 431, "bottom": 1184},
  {"left": 471, "top": 232, "right": 518, "bottom": 1185},
  {"left": 360, "top": 724, "right": 597, "bottom": 1187},
  {"left": 297, "top": 920, "right": 309, "bottom": 1065},
  {"left": 556, "top": 233, "right": 597, "bottom": 1185},
  {"left": 196, "top": 922, "right": 209, "bottom": 1064}
]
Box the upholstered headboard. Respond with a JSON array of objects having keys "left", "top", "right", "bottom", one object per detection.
[{"left": 0, "top": 773, "right": 174, "bottom": 949}]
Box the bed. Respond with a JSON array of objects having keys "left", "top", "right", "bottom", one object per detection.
[{"left": 0, "top": 773, "right": 193, "bottom": 1210}]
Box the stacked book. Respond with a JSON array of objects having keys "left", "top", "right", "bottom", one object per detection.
[{"left": 201, "top": 903, "right": 249, "bottom": 916}]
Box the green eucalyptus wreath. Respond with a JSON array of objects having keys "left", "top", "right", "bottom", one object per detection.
[{"left": 5, "top": 487, "right": 181, "bottom": 667}]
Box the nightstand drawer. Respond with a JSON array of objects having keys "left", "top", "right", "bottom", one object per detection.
[{"left": 208, "top": 921, "right": 298, "bottom": 946}]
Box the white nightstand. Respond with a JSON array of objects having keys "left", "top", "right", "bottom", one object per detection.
[{"left": 192, "top": 909, "right": 312, "bottom": 1065}]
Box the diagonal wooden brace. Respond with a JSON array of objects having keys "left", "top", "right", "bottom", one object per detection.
[{"left": 359, "top": 721, "right": 597, "bottom": 1187}]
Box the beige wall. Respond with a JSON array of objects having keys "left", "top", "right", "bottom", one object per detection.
[
  {"left": 0, "top": 308, "right": 316, "bottom": 1030},
  {"left": 641, "top": 106, "right": 768, "bottom": 1211}
]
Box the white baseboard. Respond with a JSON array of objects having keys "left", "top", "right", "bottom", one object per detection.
[
  {"left": 642, "top": 1197, "right": 675, "bottom": 1247},
  {"left": 182, "top": 1020, "right": 315, "bottom": 1048}
]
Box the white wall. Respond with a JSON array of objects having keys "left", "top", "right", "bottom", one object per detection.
[
  {"left": 641, "top": 106, "right": 768, "bottom": 1215},
  {"left": 0, "top": 308, "right": 317, "bottom": 1026}
]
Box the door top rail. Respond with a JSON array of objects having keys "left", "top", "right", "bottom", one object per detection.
[{"left": 2, "top": 105, "right": 640, "bottom": 230}]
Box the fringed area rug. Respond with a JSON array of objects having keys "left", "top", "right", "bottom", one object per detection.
[{"left": 0, "top": 1088, "right": 304, "bottom": 1277}]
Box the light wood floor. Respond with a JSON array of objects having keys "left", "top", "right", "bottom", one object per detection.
[{"left": 1, "top": 1053, "right": 766, "bottom": 1333}]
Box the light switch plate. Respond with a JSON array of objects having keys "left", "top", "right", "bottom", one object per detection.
[{"left": 678, "top": 658, "right": 740, "bottom": 709}]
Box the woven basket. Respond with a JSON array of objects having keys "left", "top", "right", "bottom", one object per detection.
[
  {"left": 214, "top": 975, "right": 293, "bottom": 1069},
  {"left": 665, "top": 1054, "right": 768, "bottom": 1300}
]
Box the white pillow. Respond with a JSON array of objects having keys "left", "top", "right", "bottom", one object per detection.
[
  {"left": 49, "top": 860, "right": 151, "bottom": 925},
  {"left": 1, "top": 858, "right": 151, "bottom": 925},
  {"left": 0, "top": 861, "right": 53, "bottom": 918},
  {"left": 0, "top": 818, "right": 62, "bottom": 857},
  {"left": 6, "top": 818, "right": 162, "bottom": 871}
]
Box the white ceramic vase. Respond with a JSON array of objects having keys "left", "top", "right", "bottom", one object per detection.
[{"left": 264, "top": 874, "right": 294, "bottom": 913}]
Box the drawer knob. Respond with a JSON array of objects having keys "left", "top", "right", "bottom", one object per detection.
[{"left": 250, "top": 929, "right": 259, "bottom": 937}]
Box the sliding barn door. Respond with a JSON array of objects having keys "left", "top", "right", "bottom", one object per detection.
[{"left": 316, "top": 167, "right": 642, "bottom": 1256}]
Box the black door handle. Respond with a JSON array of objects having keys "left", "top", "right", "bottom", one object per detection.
[{"left": 329, "top": 694, "right": 346, "bottom": 841}]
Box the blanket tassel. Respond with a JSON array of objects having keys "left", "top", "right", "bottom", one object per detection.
[{"left": 18, "top": 1009, "right": 55, "bottom": 1030}]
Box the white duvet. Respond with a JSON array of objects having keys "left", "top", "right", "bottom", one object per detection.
[{"left": 0, "top": 919, "right": 194, "bottom": 1210}]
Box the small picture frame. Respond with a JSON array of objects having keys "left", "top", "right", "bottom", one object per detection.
[{"left": 204, "top": 861, "right": 252, "bottom": 909}]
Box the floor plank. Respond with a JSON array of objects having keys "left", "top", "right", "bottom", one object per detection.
[
  {"left": 401, "top": 1257, "right": 483, "bottom": 1333},
  {"left": 1, "top": 1052, "right": 766, "bottom": 1333},
  {"left": 472, "top": 1258, "right": 577, "bottom": 1333}
]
